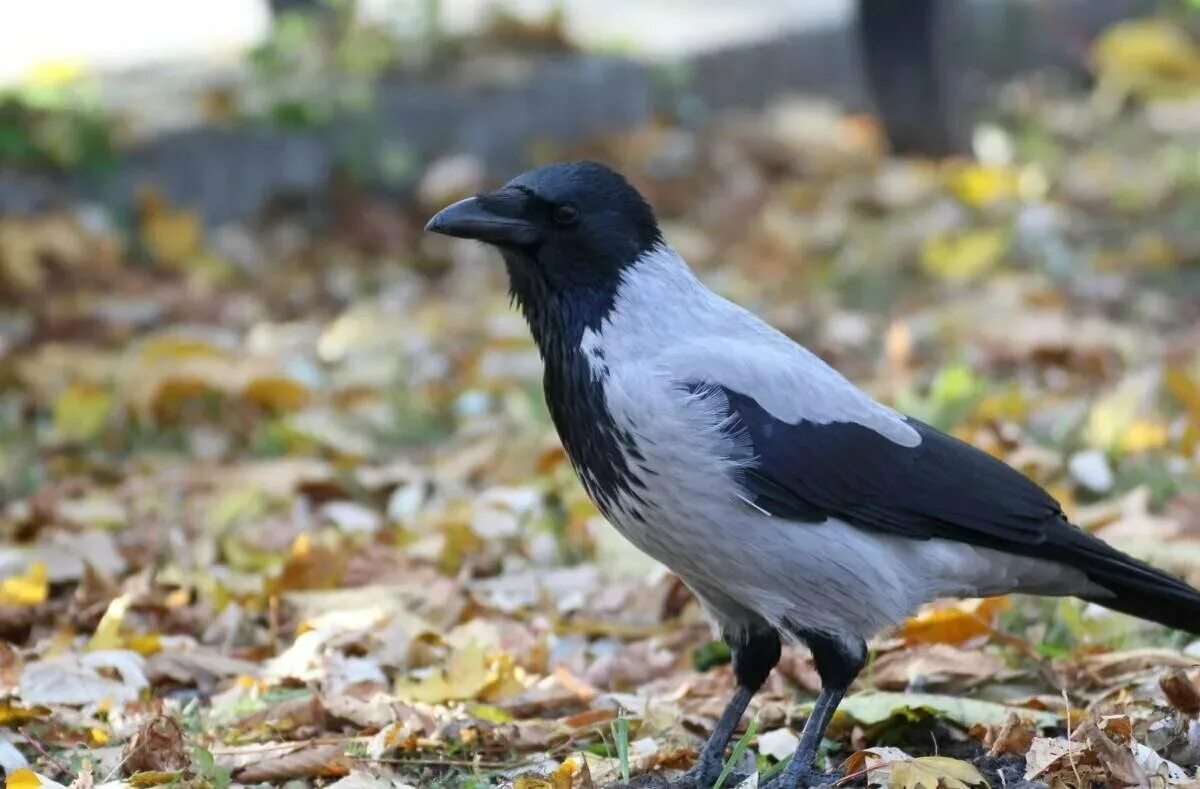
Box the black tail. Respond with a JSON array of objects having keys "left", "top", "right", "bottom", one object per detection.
[{"left": 1075, "top": 535, "right": 1200, "bottom": 635}]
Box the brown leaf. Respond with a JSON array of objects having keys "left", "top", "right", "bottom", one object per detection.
[
  {"left": 968, "top": 713, "right": 1036, "bottom": 758},
  {"left": 122, "top": 715, "right": 189, "bottom": 776},
  {"left": 1082, "top": 721, "right": 1148, "bottom": 788},
  {"left": 234, "top": 695, "right": 327, "bottom": 737},
  {"left": 870, "top": 644, "right": 1006, "bottom": 691},
  {"left": 1159, "top": 669, "right": 1200, "bottom": 717},
  {"left": 235, "top": 743, "right": 351, "bottom": 783}
]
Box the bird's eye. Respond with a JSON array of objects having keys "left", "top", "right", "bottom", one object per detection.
[{"left": 553, "top": 203, "right": 580, "bottom": 226}]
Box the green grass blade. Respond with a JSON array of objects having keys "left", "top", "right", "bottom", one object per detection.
[
  {"left": 714, "top": 717, "right": 759, "bottom": 789},
  {"left": 611, "top": 717, "right": 631, "bottom": 782}
]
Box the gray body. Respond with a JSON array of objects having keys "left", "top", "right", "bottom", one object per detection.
[
  {"left": 586, "top": 243, "right": 1090, "bottom": 647},
  {"left": 425, "top": 161, "right": 1200, "bottom": 788}
]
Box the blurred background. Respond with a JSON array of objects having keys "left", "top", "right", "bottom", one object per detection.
[{"left": 2, "top": 1, "right": 1200, "bottom": 786}]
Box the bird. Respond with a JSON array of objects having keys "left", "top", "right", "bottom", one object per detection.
[{"left": 425, "top": 161, "right": 1200, "bottom": 788}]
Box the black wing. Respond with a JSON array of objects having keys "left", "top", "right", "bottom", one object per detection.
[{"left": 707, "top": 384, "right": 1200, "bottom": 633}]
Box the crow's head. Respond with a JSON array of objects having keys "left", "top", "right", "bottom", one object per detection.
[{"left": 426, "top": 161, "right": 661, "bottom": 318}]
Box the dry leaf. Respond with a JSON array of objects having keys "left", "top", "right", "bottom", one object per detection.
[
  {"left": 236, "top": 743, "right": 351, "bottom": 783},
  {"left": 871, "top": 644, "right": 1005, "bottom": 690},
  {"left": 1082, "top": 721, "right": 1148, "bottom": 788},
  {"left": 19, "top": 650, "right": 147, "bottom": 706},
  {"left": 889, "top": 756, "right": 987, "bottom": 789},
  {"left": 920, "top": 229, "right": 1008, "bottom": 282},
  {"left": 1092, "top": 19, "right": 1200, "bottom": 100},
  {"left": 6, "top": 770, "right": 50, "bottom": 789},
  {"left": 86, "top": 593, "right": 132, "bottom": 651},
  {"left": 1023, "top": 737, "right": 1091, "bottom": 780},
  {"left": 1160, "top": 670, "right": 1200, "bottom": 717},
  {"left": 0, "top": 563, "right": 48, "bottom": 606},
  {"left": 122, "top": 715, "right": 188, "bottom": 776},
  {"left": 51, "top": 384, "right": 112, "bottom": 444}
]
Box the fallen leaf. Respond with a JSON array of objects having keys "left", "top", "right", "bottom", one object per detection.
[
  {"left": 236, "top": 743, "right": 351, "bottom": 783},
  {"left": 946, "top": 164, "right": 1021, "bottom": 207},
  {"left": 126, "top": 773, "right": 179, "bottom": 788},
  {"left": 889, "top": 756, "right": 987, "bottom": 789},
  {"left": 6, "top": 770, "right": 47, "bottom": 789},
  {"left": 1160, "top": 669, "right": 1200, "bottom": 717},
  {"left": 86, "top": 594, "right": 132, "bottom": 651},
  {"left": 138, "top": 189, "right": 202, "bottom": 269},
  {"left": 122, "top": 716, "right": 188, "bottom": 776},
  {"left": 1082, "top": 721, "right": 1148, "bottom": 788},
  {"left": 0, "top": 741, "right": 28, "bottom": 773},
  {"left": 900, "top": 598, "right": 1010, "bottom": 646},
  {"left": 835, "top": 692, "right": 1058, "bottom": 730},
  {"left": 396, "top": 642, "right": 494, "bottom": 704},
  {"left": 51, "top": 383, "right": 112, "bottom": 444},
  {"left": 871, "top": 644, "right": 1006, "bottom": 691},
  {"left": 920, "top": 229, "right": 1008, "bottom": 282},
  {"left": 0, "top": 563, "right": 48, "bottom": 606},
  {"left": 758, "top": 728, "right": 800, "bottom": 761},
  {"left": 1024, "top": 737, "right": 1091, "bottom": 780},
  {"left": 1092, "top": 19, "right": 1200, "bottom": 100},
  {"left": 843, "top": 746, "right": 912, "bottom": 787},
  {"left": 19, "top": 650, "right": 147, "bottom": 706}
]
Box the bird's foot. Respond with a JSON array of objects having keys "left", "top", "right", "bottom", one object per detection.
[
  {"left": 677, "top": 750, "right": 724, "bottom": 788},
  {"left": 761, "top": 767, "right": 840, "bottom": 789}
]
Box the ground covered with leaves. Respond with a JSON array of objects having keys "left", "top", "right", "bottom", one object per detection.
[{"left": 2, "top": 20, "right": 1200, "bottom": 789}]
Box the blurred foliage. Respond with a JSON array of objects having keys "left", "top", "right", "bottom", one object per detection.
[
  {"left": 0, "top": 69, "right": 117, "bottom": 172},
  {"left": 246, "top": 0, "right": 408, "bottom": 128}
]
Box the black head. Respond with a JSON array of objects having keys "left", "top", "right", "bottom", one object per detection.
[{"left": 425, "top": 162, "right": 661, "bottom": 327}]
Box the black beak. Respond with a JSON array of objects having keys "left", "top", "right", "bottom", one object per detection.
[{"left": 424, "top": 193, "right": 538, "bottom": 245}]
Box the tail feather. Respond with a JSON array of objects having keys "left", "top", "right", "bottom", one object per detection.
[{"left": 1075, "top": 538, "right": 1200, "bottom": 634}]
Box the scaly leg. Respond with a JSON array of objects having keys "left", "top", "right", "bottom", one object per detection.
[
  {"left": 764, "top": 629, "right": 867, "bottom": 789},
  {"left": 762, "top": 686, "right": 846, "bottom": 788},
  {"left": 684, "top": 628, "right": 780, "bottom": 787}
]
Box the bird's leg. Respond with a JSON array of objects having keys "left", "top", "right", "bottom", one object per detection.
[
  {"left": 685, "top": 627, "right": 781, "bottom": 787},
  {"left": 764, "top": 630, "right": 867, "bottom": 789},
  {"left": 765, "top": 686, "right": 846, "bottom": 788}
]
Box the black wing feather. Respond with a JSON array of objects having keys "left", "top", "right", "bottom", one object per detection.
[{"left": 708, "top": 385, "right": 1200, "bottom": 634}]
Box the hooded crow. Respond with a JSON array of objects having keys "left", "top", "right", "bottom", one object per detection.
[{"left": 426, "top": 161, "right": 1200, "bottom": 788}]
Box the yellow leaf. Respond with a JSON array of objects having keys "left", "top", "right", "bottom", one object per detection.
[
  {"left": 891, "top": 756, "right": 989, "bottom": 789},
  {"left": 1121, "top": 419, "right": 1169, "bottom": 453},
  {"left": 138, "top": 189, "right": 202, "bottom": 269},
  {"left": 51, "top": 383, "right": 113, "bottom": 443},
  {"left": 86, "top": 594, "right": 132, "bottom": 651},
  {"left": 1092, "top": 19, "right": 1200, "bottom": 100},
  {"left": 0, "top": 702, "right": 49, "bottom": 726},
  {"left": 89, "top": 727, "right": 110, "bottom": 745},
  {"left": 549, "top": 760, "right": 579, "bottom": 789},
  {"left": 126, "top": 633, "right": 162, "bottom": 656},
  {"left": 0, "top": 562, "right": 48, "bottom": 606},
  {"left": 947, "top": 164, "right": 1021, "bottom": 207},
  {"left": 513, "top": 779, "right": 554, "bottom": 789},
  {"left": 243, "top": 376, "right": 312, "bottom": 413},
  {"left": 920, "top": 229, "right": 1008, "bottom": 282},
  {"left": 397, "top": 642, "right": 493, "bottom": 704},
  {"left": 1165, "top": 366, "right": 1200, "bottom": 426},
  {"left": 902, "top": 597, "right": 1009, "bottom": 645},
  {"left": 973, "top": 388, "right": 1027, "bottom": 423},
  {"left": 138, "top": 336, "right": 227, "bottom": 362},
  {"left": 128, "top": 772, "right": 179, "bottom": 787},
  {"left": 467, "top": 703, "right": 514, "bottom": 724},
  {"left": 6, "top": 770, "right": 43, "bottom": 789},
  {"left": 480, "top": 651, "right": 528, "bottom": 703}
]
